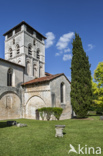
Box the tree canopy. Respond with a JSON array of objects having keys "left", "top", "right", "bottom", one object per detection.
[
  {"left": 71, "top": 33, "right": 92, "bottom": 118},
  {"left": 92, "top": 62, "right": 103, "bottom": 107}
]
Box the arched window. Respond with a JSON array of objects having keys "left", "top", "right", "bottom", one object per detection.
[
  {"left": 16, "top": 44, "right": 20, "bottom": 54},
  {"left": 33, "top": 39, "right": 36, "bottom": 45},
  {"left": 9, "top": 48, "right": 12, "bottom": 58},
  {"left": 33, "top": 64, "right": 37, "bottom": 77},
  {"left": 13, "top": 39, "right": 15, "bottom": 44},
  {"left": 7, "top": 68, "right": 13, "bottom": 86},
  {"left": 60, "top": 82, "right": 65, "bottom": 103},
  {"left": 37, "top": 49, "right": 40, "bottom": 59},
  {"left": 26, "top": 61, "right": 31, "bottom": 76},
  {"left": 39, "top": 65, "right": 42, "bottom": 77},
  {"left": 28, "top": 45, "right": 32, "bottom": 55}
]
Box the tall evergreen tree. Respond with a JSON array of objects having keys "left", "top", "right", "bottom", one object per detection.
[{"left": 71, "top": 33, "right": 92, "bottom": 118}]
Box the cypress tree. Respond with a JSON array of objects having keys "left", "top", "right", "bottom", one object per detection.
[{"left": 71, "top": 33, "right": 92, "bottom": 118}]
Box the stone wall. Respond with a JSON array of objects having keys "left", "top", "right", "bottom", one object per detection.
[
  {"left": 5, "top": 30, "right": 24, "bottom": 61},
  {"left": 23, "top": 82, "right": 51, "bottom": 119},
  {"left": 4, "top": 24, "right": 45, "bottom": 78},
  {"left": 0, "top": 59, "right": 24, "bottom": 88},
  {"left": 23, "top": 75, "right": 72, "bottom": 120},
  {"left": 50, "top": 75, "right": 71, "bottom": 120},
  {"left": 0, "top": 86, "right": 22, "bottom": 120}
]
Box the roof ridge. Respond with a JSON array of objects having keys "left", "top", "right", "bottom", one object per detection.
[
  {"left": 22, "top": 73, "right": 64, "bottom": 86},
  {"left": 0, "top": 58, "right": 25, "bottom": 68},
  {"left": 3, "top": 21, "right": 46, "bottom": 39}
]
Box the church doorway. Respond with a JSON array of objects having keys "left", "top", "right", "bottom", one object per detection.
[{"left": 36, "top": 109, "right": 39, "bottom": 120}]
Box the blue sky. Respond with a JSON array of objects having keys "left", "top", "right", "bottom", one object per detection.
[{"left": 0, "top": 0, "right": 103, "bottom": 81}]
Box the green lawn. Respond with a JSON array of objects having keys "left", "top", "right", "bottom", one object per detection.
[{"left": 0, "top": 116, "right": 103, "bottom": 156}]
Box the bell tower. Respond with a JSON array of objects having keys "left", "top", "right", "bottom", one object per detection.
[{"left": 3, "top": 21, "right": 46, "bottom": 78}]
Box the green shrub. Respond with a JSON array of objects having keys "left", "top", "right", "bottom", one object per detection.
[
  {"left": 38, "top": 107, "right": 53, "bottom": 121},
  {"left": 38, "top": 108, "right": 45, "bottom": 120},
  {"left": 88, "top": 106, "right": 96, "bottom": 111},
  {"left": 38, "top": 107, "right": 63, "bottom": 121},
  {"left": 53, "top": 107, "right": 63, "bottom": 120},
  {"left": 96, "top": 107, "right": 103, "bottom": 115},
  {"left": 45, "top": 107, "right": 53, "bottom": 121}
]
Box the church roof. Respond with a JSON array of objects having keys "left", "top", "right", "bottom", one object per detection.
[
  {"left": 45, "top": 72, "right": 53, "bottom": 76},
  {"left": 0, "top": 58, "right": 25, "bottom": 68},
  {"left": 3, "top": 21, "right": 46, "bottom": 39},
  {"left": 22, "top": 73, "right": 71, "bottom": 86}
]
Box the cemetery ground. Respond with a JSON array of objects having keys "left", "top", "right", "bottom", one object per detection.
[{"left": 0, "top": 115, "right": 103, "bottom": 156}]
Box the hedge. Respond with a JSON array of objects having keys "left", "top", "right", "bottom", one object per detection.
[
  {"left": 53, "top": 107, "right": 63, "bottom": 120},
  {"left": 38, "top": 107, "right": 63, "bottom": 121}
]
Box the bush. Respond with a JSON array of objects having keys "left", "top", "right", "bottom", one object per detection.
[
  {"left": 38, "top": 107, "right": 63, "bottom": 121},
  {"left": 38, "top": 108, "right": 45, "bottom": 120},
  {"left": 38, "top": 107, "right": 53, "bottom": 121},
  {"left": 53, "top": 107, "right": 63, "bottom": 120},
  {"left": 45, "top": 107, "right": 53, "bottom": 121},
  {"left": 88, "top": 106, "right": 96, "bottom": 111},
  {"left": 96, "top": 107, "right": 103, "bottom": 115}
]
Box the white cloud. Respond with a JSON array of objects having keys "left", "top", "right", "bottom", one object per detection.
[
  {"left": 55, "top": 53, "right": 60, "bottom": 56},
  {"left": 56, "top": 32, "right": 74, "bottom": 50},
  {"left": 55, "top": 51, "right": 63, "bottom": 56},
  {"left": 45, "top": 32, "right": 55, "bottom": 49},
  {"left": 64, "top": 48, "right": 71, "bottom": 53},
  {"left": 87, "top": 44, "right": 95, "bottom": 51},
  {"left": 63, "top": 54, "right": 72, "bottom": 61}
]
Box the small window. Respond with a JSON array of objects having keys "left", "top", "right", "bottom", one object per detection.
[
  {"left": 60, "top": 82, "right": 65, "bottom": 103},
  {"left": 33, "top": 64, "right": 37, "bottom": 77},
  {"left": 28, "top": 45, "right": 32, "bottom": 55},
  {"left": 26, "top": 61, "right": 31, "bottom": 76},
  {"left": 13, "top": 39, "right": 15, "bottom": 44},
  {"left": 7, "top": 68, "right": 13, "bottom": 86},
  {"left": 27, "top": 26, "right": 33, "bottom": 35},
  {"left": 39, "top": 65, "right": 42, "bottom": 77},
  {"left": 37, "top": 49, "right": 40, "bottom": 59},
  {"left": 8, "top": 31, "right": 12, "bottom": 38},
  {"left": 16, "top": 44, "right": 20, "bottom": 54},
  {"left": 33, "top": 39, "right": 36, "bottom": 45},
  {"left": 9, "top": 48, "right": 12, "bottom": 58},
  {"left": 15, "top": 26, "right": 21, "bottom": 34},
  {"left": 36, "top": 33, "right": 42, "bottom": 41},
  {"left": 52, "top": 93, "right": 55, "bottom": 107}
]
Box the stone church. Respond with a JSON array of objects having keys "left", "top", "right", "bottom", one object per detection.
[{"left": 0, "top": 21, "right": 71, "bottom": 120}]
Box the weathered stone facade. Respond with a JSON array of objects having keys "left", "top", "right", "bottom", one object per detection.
[
  {"left": 50, "top": 75, "right": 71, "bottom": 120},
  {"left": 23, "top": 82, "right": 51, "bottom": 119},
  {"left": 0, "top": 86, "right": 22, "bottom": 120},
  {"left": 0, "top": 21, "right": 72, "bottom": 120}
]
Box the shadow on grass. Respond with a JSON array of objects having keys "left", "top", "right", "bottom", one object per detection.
[
  {"left": 72, "top": 114, "right": 101, "bottom": 119},
  {"left": 87, "top": 114, "right": 101, "bottom": 116},
  {"left": 0, "top": 122, "right": 12, "bottom": 128},
  {"left": 71, "top": 116, "right": 88, "bottom": 119},
  {"left": 63, "top": 132, "right": 66, "bottom": 135}
]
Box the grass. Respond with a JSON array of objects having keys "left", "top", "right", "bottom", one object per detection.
[{"left": 0, "top": 116, "right": 103, "bottom": 156}]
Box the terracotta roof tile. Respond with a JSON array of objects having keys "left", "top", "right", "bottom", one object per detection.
[
  {"left": 45, "top": 72, "right": 52, "bottom": 76},
  {"left": 22, "top": 73, "right": 66, "bottom": 86}
]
